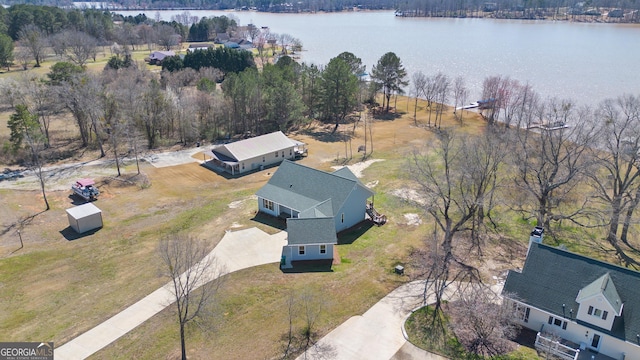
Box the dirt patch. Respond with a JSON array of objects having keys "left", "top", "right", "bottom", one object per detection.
[
  {"left": 404, "top": 213, "right": 422, "bottom": 226},
  {"left": 331, "top": 159, "right": 384, "bottom": 178},
  {"left": 391, "top": 188, "right": 427, "bottom": 206}
]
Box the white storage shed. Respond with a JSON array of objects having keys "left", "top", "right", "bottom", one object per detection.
[{"left": 66, "top": 203, "right": 103, "bottom": 234}]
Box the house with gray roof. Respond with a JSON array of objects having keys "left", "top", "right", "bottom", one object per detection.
[
  {"left": 502, "top": 241, "right": 640, "bottom": 360},
  {"left": 204, "top": 131, "right": 305, "bottom": 175},
  {"left": 256, "top": 160, "right": 375, "bottom": 268}
]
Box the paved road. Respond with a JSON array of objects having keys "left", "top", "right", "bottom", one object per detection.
[{"left": 55, "top": 228, "right": 287, "bottom": 360}]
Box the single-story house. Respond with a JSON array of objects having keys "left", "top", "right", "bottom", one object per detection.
[
  {"left": 502, "top": 236, "right": 640, "bottom": 360},
  {"left": 257, "top": 160, "right": 375, "bottom": 268},
  {"left": 66, "top": 203, "right": 103, "bottom": 234},
  {"left": 148, "top": 51, "right": 175, "bottom": 65},
  {"left": 204, "top": 131, "right": 305, "bottom": 176},
  {"left": 187, "top": 43, "right": 214, "bottom": 52}
]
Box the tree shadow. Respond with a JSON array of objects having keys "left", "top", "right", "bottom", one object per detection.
[{"left": 299, "top": 128, "right": 351, "bottom": 143}]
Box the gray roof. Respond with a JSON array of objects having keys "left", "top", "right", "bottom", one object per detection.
[
  {"left": 255, "top": 160, "right": 374, "bottom": 216},
  {"left": 576, "top": 273, "right": 623, "bottom": 315},
  {"left": 212, "top": 131, "right": 298, "bottom": 163},
  {"left": 286, "top": 217, "right": 337, "bottom": 245},
  {"left": 503, "top": 242, "right": 640, "bottom": 343},
  {"left": 66, "top": 203, "right": 101, "bottom": 219}
]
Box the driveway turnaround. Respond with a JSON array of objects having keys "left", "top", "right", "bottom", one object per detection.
[
  {"left": 55, "top": 228, "right": 287, "bottom": 360},
  {"left": 296, "top": 281, "right": 457, "bottom": 360}
]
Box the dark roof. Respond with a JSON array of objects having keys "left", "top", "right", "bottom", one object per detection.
[
  {"left": 286, "top": 217, "right": 337, "bottom": 245},
  {"left": 503, "top": 242, "right": 640, "bottom": 343},
  {"left": 256, "top": 160, "right": 373, "bottom": 215}
]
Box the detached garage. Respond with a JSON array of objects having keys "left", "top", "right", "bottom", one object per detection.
[{"left": 66, "top": 203, "right": 103, "bottom": 234}]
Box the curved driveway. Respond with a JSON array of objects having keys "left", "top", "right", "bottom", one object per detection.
[{"left": 55, "top": 228, "right": 287, "bottom": 360}]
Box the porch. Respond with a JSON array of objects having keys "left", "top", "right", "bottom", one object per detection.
[{"left": 535, "top": 332, "right": 616, "bottom": 360}]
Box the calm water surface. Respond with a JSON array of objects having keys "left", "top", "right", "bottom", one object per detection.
[{"left": 117, "top": 9, "right": 640, "bottom": 104}]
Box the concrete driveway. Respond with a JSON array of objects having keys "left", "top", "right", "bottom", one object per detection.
[
  {"left": 297, "top": 281, "right": 452, "bottom": 360},
  {"left": 55, "top": 227, "right": 287, "bottom": 360}
]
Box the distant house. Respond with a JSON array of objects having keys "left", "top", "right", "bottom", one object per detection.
[
  {"left": 502, "top": 238, "right": 640, "bottom": 360},
  {"left": 256, "top": 160, "right": 376, "bottom": 268},
  {"left": 148, "top": 51, "right": 175, "bottom": 65},
  {"left": 215, "top": 33, "right": 230, "bottom": 44},
  {"left": 187, "top": 43, "right": 214, "bottom": 52},
  {"left": 204, "top": 131, "right": 305, "bottom": 176},
  {"left": 224, "top": 42, "right": 240, "bottom": 49}
]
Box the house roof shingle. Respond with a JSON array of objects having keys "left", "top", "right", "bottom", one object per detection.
[
  {"left": 212, "top": 131, "right": 298, "bottom": 163},
  {"left": 286, "top": 217, "right": 337, "bottom": 245},
  {"left": 255, "top": 160, "right": 373, "bottom": 215},
  {"left": 503, "top": 242, "right": 640, "bottom": 343}
]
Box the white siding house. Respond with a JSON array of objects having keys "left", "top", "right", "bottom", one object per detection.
[
  {"left": 256, "top": 160, "right": 376, "bottom": 268},
  {"left": 503, "top": 241, "right": 640, "bottom": 360},
  {"left": 204, "top": 131, "right": 305, "bottom": 175}
]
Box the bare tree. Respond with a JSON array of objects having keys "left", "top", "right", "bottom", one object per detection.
[
  {"left": 452, "top": 76, "right": 468, "bottom": 123},
  {"left": 433, "top": 73, "right": 450, "bottom": 129},
  {"left": 448, "top": 285, "right": 519, "bottom": 357},
  {"left": 155, "top": 24, "right": 179, "bottom": 51},
  {"left": 8, "top": 105, "right": 49, "bottom": 210},
  {"left": 408, "top": 130, "right": 505, "bottom": 328},
  {"left": 63, "top": 30, "right": 98, "bottom": 67},
  {"left": 158, "top": 235, "right": 224, "bottom": 360},
  {"left": 411, "top": 71, "right": 427, "bottom": 125},
  {"left": 14, "top": 46, "right": 32, "bottom": 70},
  {"left": 17, "top": 24, "right": 48, "bottom": 67},
  {"left": 589, "top": 94, "right": 640, "bottom": 267},
  {"left": 480, "top": 75, "right": 506, "bottom": 125},
  {"left": 511, "top": 98, "right": 596, "bottom": 231}
]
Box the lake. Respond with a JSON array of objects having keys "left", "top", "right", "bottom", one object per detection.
[{"left": 115, "top": 9, "right": 640, "bottom": 105}]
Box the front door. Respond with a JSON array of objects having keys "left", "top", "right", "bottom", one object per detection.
[{"left": 590, "top": 334, "right": 601, "bottom": 349}]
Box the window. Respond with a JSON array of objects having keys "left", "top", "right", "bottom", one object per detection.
[
  {"left": 298, "top": 246, "right": 305, "bottom": 255},
  {"left": 262, "top": 156, "right": 265, "bottom": 162},
  {"left": 513, "top": 302, "right": 530, "bottom": 323},
  {"left": 282, "top": 151, "right": 285, "bottom": 157},
  {"left": 263, "top": 199, "right": 274, "bottom": 211},
  {"left": 320, "top": 245, "right": 326, "bottom": 254},
  {"left": 289, "top": 149, "right": 292, "bottom": 156},
  {"left": 341, "top": 213, "right": 344, "bottom": 223},
  {"left": 275, "top": 152, "right": 279, "bottom": 157},
  {"left": 548, "top": 316, "right": 567, "bottom": 330},
  {"left": 242, "top": 162, "right": 245, "bottom": 170},
  {"left": 588, "top": 306, "right": 608, "bottom": 320}
]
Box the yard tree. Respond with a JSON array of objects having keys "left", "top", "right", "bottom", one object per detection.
[
  {"left": 370, "top": 52, "right": 407, "bottom": 113},
  {"left": 263, "top": 64, "right": 304, "bottom": 133},
  {"left": 0, "top": 34, "right": 14, "bottom": 71},
  {"left": 8, "top": 104, "right": 50, "bottom": 210},
  {"left": 141, "top": 78, "right": 172, "bottom": 149},
  {"left": 158, "top": 235, "right": 224, "bottom": 360},
  {"left": 21, "top": 73, "right": 59, "bottom": 147},
  {"left": 320, "top": 56, "right": 359, "bottom": 133},
  {"left": 336, "top": 51, "right": 365, "bottom": 76},
  {"left": 411, "top": 71, "right": 427, "bottom": 125},
  {"left": 63, "top": 30, "right": 98, "bottom": 67},
  {"left": 511, "top": 97, "right": 596, "bottom": 233},
  {"left": 448, "top": 285, "right": 519, "bottom": 356},
  {"left": 46, "top": 61, "right": 84, "bottom": 86},
  {"left": 452, "top": 76, "right": 469, "bottom": 123},
  {"left": 155, "top": 24, "right": 179, "bottom": 50},
  {"left": 589, "top": 94, "right": 640, "bottom": 267},
  {"left": 299, "top": 63, "right": 322, "bottom": 118},
  {"left": 17, "top": 24, "right": 47, "bottom": 67},
  {"left": 408, "top": 129, "right": 505, "bottom": 325},
  {"left": 433, "top": 73, "right": 450, "bottom": 129}
]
